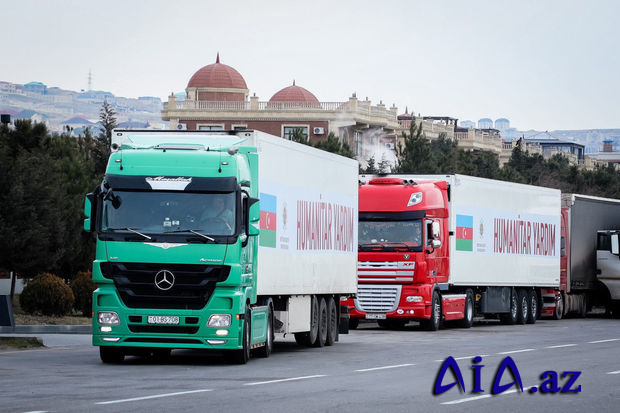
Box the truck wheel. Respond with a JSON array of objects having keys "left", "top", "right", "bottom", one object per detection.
[
  {"left": 255, "top": 303, "right": 273, "bottom": 358},
  {"left": 326, "top": 297, "right": 338, "bottom": 346},
  {"left": 100, "top": 347, "right": 124, "bottom": 364},
  {"left": 307, "top": 296, "right": 319, "bottom": 345},
  {"left": 553, "top": 292, "right": 564, "bottom": 320},
  {"left": 517, "top": 289, "right": 528, "bottom": 325},
  {"left": 526, "top": 290, "right": 538, "bottom": 324},
  {"left": 578, "top": 296, "right": 587, "bottom": 318},
  {"left": 459, "top": 289, "right": 474, "bottom": 328},
  {"left": 313, "top": 297, "right": 328, "bottom": 347},
  {"left": 423, "top": 291, "right": 441, "bottom": 331},
  {"left": 348, "top": 318, "right": 359, "bottom": 330},
  {"left": 227, "top": 307, "right": 251, "bottom": 364},
  {"left": 500, "top": 289, "right": 518, "bottom": 325},
  {"left": 612, "top": 301, "right": 620, "bottom": 319}
]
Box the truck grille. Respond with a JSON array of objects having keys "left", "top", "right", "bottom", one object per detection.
[
  {"left": 355, "top": 285, "right": 402, "bottom": 313},
  {"left": 99, "top": 262, "right": 230, "bottom": 310},
  {"left": 357, "top": 261, "right": 415, "bottom": 282}
]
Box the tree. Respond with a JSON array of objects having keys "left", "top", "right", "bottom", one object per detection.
[
  {"left": 361, "top": 155, "right": 378, "bottom": 174},
  {"left": 313, "top": 132, "right": 355, "bottom": 159},
  {"left": 94, "top": 100, "right": 117, "bottom": 174}
]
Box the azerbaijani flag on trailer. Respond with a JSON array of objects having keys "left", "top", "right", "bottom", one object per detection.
[
  {"left": 259, "top": 193, "right": 277, "bottom": 248},
  {"left": 456, "top": 214, "right": 473, "bottom": 251}
]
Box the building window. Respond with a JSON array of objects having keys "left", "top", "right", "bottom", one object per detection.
[
  {"left": 198, "top": 124, "right": 224, "bottom": 131},
  {"left": 283, "top": 126, "right": 308, "bottom": 141},
  {"left": 232, "top": 125, "right": 247, "bottom": 131}
]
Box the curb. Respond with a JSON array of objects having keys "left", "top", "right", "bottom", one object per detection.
[{"left": 0, "top": 325, "right": 91, "bottom": 334}]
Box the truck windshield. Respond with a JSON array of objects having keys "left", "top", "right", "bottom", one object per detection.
[
  {"left": 101, "top": 191, "right": 236, "bottom": 236},
  {"left": 359, "top": 220, "right": 423, "bottom": 251}
]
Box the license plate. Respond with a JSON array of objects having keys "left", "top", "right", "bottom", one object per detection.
[
  {"left": 147, "top": 315, "right": 180, "bottom": 325},
  {"left": 365, "top": 313, "right": 386, "bottom": 320}
]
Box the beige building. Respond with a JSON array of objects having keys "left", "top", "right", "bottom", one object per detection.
[{"left": 161, "top": 55, "right": 399, "bottom": 162}]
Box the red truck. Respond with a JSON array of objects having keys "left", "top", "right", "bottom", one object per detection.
[{"left": 345, "top": 174, "right": 561, "bottom": 330}]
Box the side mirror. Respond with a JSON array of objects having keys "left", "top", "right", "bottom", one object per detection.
[
  {"left": 248, "top": 198, "right": 260, "bottom": 236},
  {"left": 612, "top": 234, "right": 619, "bottom": 255},
  {"left": 84, "top": 196, "right": 91, "bottom": 232},
  {"left": 432, "top": 239, "right": 442, "bottom": 249}
]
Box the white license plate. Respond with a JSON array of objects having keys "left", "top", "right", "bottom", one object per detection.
[
  {"left": 365, "top": 313, "right": 386, "bottom": 320},
  {"left": 147, "top": 315, "right": 180, "bottom": 325}
]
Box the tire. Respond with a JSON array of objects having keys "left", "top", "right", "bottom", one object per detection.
[
  {"left": 255, "top": 302, "right": 273, "bottom": 358},
  {"left": 611, "top": 301, "right": 620, "bottom": 319},
  {"left": 227, "top": 306, "right": 251, "bottom": 364},
  {"left": 348, "top": 318, "right": 359, "bottom": 330},
  {"left": 500, "top": 289, "right": 518, "bottom": 325},
  {"left": 526, "top": 290, "right": 538, "bottom": 324},
  {"left": 517, "top": 289, "right": 528, "bottom": 325},
  {"left": 423, "top": 291, "right": 441, "bottom": 331},
  {"left": 313, "top": 297, "right": 328, "bottom": 347},
  {"left": 325, "top": 297, "right": 338, "bottom": 346},
  {"left": 578, "top": 296, "right": 587, "bottom": 318},
  {"left": 307, "top": 295, "right": 319, "bottom": 345},
  {"left": 100, "top": 347, "right": 124, "bottom": 364},
  {"left": 459, "top": 289, "right": 474, "bottom": 328},
  {"left": 553, "top": 292, "right": 564, "bottom": 320}
]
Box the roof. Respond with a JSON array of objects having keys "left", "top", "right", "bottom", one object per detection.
[
  {"left": 398, "top": 106, "right": 413, "bottom": 120},
  {"left": 24, "top": 81, "right": 46, "bottom": 87},
  {"left": 187, "top": 53, "right": 247, "bottom": 89},
  {"left": 269, "top": 81, "right": 319, "bottom": 102},
  {"left": 63, "top": 116, "right": 94, "bottom": 125}
]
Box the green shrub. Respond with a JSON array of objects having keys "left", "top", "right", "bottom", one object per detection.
[
  {"left": 71, "top": 271, "right": 95, "bottom": 317},
  {"left": 20, "top": 273, "right": 75, "bottom": 316}
]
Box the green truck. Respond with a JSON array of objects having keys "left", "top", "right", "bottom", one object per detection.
[{"left": 84, "top": 129, "right": 358, "bottom": 364}]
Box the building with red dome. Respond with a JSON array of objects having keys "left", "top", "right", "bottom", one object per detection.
[{"left": 161, "top": 55, "right": 400, "bottom": 159}]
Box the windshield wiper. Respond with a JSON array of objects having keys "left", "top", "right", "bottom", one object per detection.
[
  {"left": 108, "top": 227, "right": 152, "bottom": 240},
  {"left": 165, "top": 229, "right": 215, "bottom": 242}
]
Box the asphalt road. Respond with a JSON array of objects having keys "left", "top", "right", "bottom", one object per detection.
[{"left": 1, "top": 316, "right": 619, "bottom": 413}]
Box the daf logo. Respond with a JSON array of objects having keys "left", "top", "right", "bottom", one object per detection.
[
  {"left": 404, "top": 254, "right": 410, "bottom": 259},
  {"left": 154, "top": 270, "right": 175, "bottom": 291}
]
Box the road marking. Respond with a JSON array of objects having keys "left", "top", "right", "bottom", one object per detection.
[
  {"left": 497, "top": 348, "right": 535, "bottom": 355},
  {"left": 441, "top": 384, "right": 536, "bottom": 405},
  {"left": 0, "top": 346, "right": 73, "bottom": 356},
  {"left": 607, "top": 370, "right": 620, "bottom": 375},
  {"left": 441, "top": 394, "right": 492, "bottom": 405},
  {"left": 96, "top": 389, "right": 213, "bottom": 405},
  {"left": 434, "top": 355, "right": 488, "bottom": 362},
  {"left": 244, "top": 375, "right": 326, "bottom": 386},
  {"left": 23, "top": 411, "right": 48, "bottom": 413},
  {"left": 588, "top": 338, "right": 620, "bottom": 344},
  {"left": 355, "top": 363, "right": 415, "bottom": 372},
  {"left": 545, "top": 344, "right": 577, "bottom": 349}
]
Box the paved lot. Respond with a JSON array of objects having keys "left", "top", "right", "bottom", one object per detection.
[{"left": 1, "top": 317, "right": 619, "bottom": 412}]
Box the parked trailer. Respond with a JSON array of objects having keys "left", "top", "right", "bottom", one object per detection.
[
  {"left": 345, "top": 174, "right": 560, "bottom": 330},
  {"left": 84, "top": 129, "right": 358, "bottom": 363},
  {"left": 542, "top": 194, "right": 620, "bottom": 319}
]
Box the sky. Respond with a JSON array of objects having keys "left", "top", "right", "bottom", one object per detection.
[{"left": 1, "top": 0, "right": 619, "bottom": 131}]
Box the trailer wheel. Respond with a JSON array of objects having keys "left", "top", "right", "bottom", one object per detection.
[
  {"left": 227, "top": 306, "right": 251, "bottom": 364},
  {"left": 313, "top": 297, "right": 328, "bottom": 347},
  {"left": 459, "top": 289, "right": 474, "bottom": 328},
  {"left": 500, "top": 289, "right": 518, "bottom": 325},
  {"left": 348, "top": 318, "right": 359, "bottom": 330},
  {"left": 526, "top": 290, "right": 538, "bottom": 324},
  {"left": 553, "top": 292, "right": 564, "bottom": 320},
  {"left": 255, "top": 301, "right": 273, "bottom": 358},
  {"left": 308, "top": 296, "right": 319, "bottom": 345},
  {"left": 517, "top": 289, "right": 528, "bottom": 325},
  {"left": 326, "top": 297, "right": 338, "bottom": 346},
  {"left": 100, "top": 347, "right": 124, "bottom": 364},
  {"left": 423, "top": 291, "right": 441, "bottom": 331}
]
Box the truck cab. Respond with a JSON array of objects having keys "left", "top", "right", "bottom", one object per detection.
[{"left": 596, "top": 230, "right": 620, "bottom": 316}]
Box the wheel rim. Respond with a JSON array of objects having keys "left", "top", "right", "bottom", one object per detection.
[
  {"left": 531, "top": 296, "right": 537, "bottom": 318},
  {"left": 521, "top": 297, "right": 528, "bottom": 319},
  {"left": 320, "top": 307, "right": 327, "bottom": 338},
  {"left": 466, "top": 299, "right": 473, "bottom": 321},
  {"left": 434, "top": 301, "right": 440, "bottom": 324},
  {"left": 511, "top": 295, "right": 518, "bottom": 319}
]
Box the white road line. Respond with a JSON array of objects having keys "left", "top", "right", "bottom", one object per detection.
[
  {"left": 545, "top": 344, "right": 577, "bottom": 349},
  {"left": 96, "top": 389, "right": 213, "bottom": 405},
  {"left": 497, "top": 348, "right": 535, "bottom": 355},
  {"left": 355, "top": 363, "right": 415, "bottom": 372},
  {"left": 244, "top": 375, "right": 326, "bottom": 386},
  {"left": 23, "top": 411, "right": 48, "bottom": 413},
  {"left": 607, "top": 370, "right": 620, "bottom": 375},
  {"left": 588, "top": 338, "right": 620, "bottom": 344},
  {"left": 441, "top": 384, "right": 536, "bottom": 405}
]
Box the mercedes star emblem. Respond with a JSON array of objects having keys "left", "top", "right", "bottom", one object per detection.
[{"left": 154, "top": 270, "right": 175, "bottom": 291}]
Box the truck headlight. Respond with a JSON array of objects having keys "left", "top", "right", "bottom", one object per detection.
[
  {"left": 406, "top": 296, "right": 423, "bottom": 303},
  {"left": 98, "top": 311, "right": 120, "bottom": 325},
  {"left": 208, "top": 314, "right": 231, "bottom": 328}
]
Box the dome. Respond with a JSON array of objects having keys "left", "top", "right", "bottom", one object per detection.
[
  {"left": 397, "top": 106, "right": 413, "bottom": 120},
  {"left": 269, "top": 81, "right": 319, "bottom": 102},
  {"left": 187, "top": 54, "right": 247, "bottom": 89}
]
